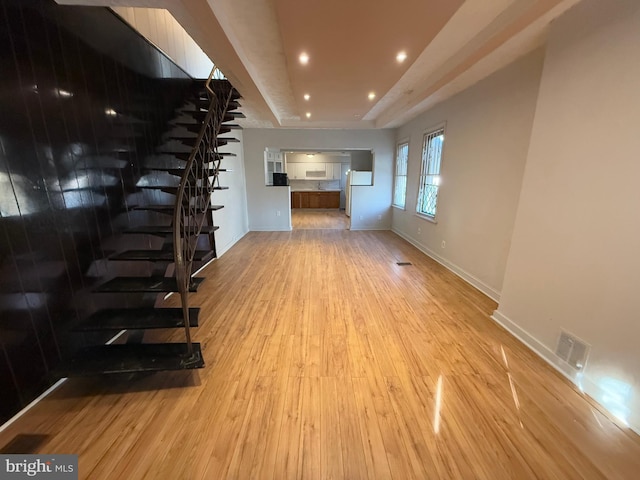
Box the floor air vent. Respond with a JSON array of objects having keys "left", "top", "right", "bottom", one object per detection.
[
  {"left": 396, "top": 262, "right": 412, "bottom": 266},
  {"left": 555, "top": 330, "right": 590, "bottom": 370}
]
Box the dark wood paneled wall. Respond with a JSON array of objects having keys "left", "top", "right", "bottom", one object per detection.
[{"left": 0, "top": 0, "right": 192, "bottom": 423}]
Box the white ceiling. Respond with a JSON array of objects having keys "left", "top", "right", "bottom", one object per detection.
[{"left": 58, "top": 0, "right": 583, "bottom": 129}]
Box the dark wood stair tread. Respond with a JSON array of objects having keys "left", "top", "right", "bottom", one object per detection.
[
  {"left": 171, "top": 137, "right": 240, "bottom": 148},
  {"left": 173, "top": 122, "right": 203, "bottom": 134},
  {"left": 167, "top": 120, "right": 240, "bottom": 134},
  {"left": 74, "top": 307, "right": 199, "bottom": 331},
  {"left": 131, "top": 205, "right": 224, "bottom": 214},
  {"left": 56, "top": 343, "right": 204, "bottom": 376},
  {"left": 181, "top": 110, "right": 206, "bottom": 121},
  {"left": 110, "top": 249, "right": 215, "bottom": 262},
  {"left": 189, "top": 96, "right": 240, "bottom": 110},
  {"left": 183, "top": 111, "right": 245, "bottom": 122},
  {"left": 195, "top": 79, "right": 241, "bottom": 98},
  {"left": 125, "top": 225, "right": 219, "bottom": 235},
  {"left": 157, "top": 151, "right": 236, "bottom": 160},
  {"left": 139, "top": 186, "right": 229, "bottom": 195},
  {"left": 160, "top": 168, "right": 230, "bottom": 177},
  {"left": 95, "top": 276, "right": 204, "bottom": 293}
]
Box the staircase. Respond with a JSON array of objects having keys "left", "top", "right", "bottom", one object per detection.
[{"left": 57, "top": 68, "right": 243, "bottom": 376}]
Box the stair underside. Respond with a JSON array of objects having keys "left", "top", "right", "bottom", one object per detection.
[
  {"left": 57, "top": 343, "right": 204, "bottom": 376},
  {"left": 74, "top": 307, "right": 199, "bottom": 331},
  {"left": 110, "top": 249, "right": 215, "bottom": 262},
  {"left": 183, "top": 111, "right": 244, "bottom": 122},
  {"left": 95, "top": 276, "right": 204, "bottom": 293},
  {"left": 189, "top": 98, "right": 241, "bottom": 110},
  {"left": 174, "top": 122, "right": 241, "bottom": 134}
]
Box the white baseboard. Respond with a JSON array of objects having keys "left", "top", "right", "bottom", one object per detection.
[
  {"left": 392, "top": 228, "right": 501, "bottom": 302},
  {"left": 349, "top": 226, "right": 391, "bottom": 231},
  {"left": 249, "top": 226, "right": 292, "bottom": 232},
  {"left": 0, "top": 329, "right": 127, "bottom": 433},
  {"left": 216, "top": 229, "right": 249, "bottom": 258},
  {"left": 491, "top": 310, "right": 640, "bottom": 436}
]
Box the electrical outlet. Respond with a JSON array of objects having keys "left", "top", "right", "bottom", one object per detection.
[
  {"left": 359, "top": 215, "right": 363, "bottom": 220},
  {"left": 441, "top": 240, "right": 446, "bottom": 248},
  {"left": 276, "top": 210, "right": 281, "bottom": 217},
  {"left": 417, "top": 227, "right": 422, "bottom": 235},
  {"left": 377, "top": 214, "right": 382, "bottom": 220}
]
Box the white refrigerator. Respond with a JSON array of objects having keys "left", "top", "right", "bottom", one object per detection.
[{"left": 345, "top": 170, "right": 373, "bottom": 217}]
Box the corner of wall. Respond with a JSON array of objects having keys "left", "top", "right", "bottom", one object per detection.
[{"left": 491, "top": 310, "right": 640, "bottom": 436}]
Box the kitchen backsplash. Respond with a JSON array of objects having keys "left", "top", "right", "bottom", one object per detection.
[{"left": 289, "top": 179, "right": 341, "bottom": 190}]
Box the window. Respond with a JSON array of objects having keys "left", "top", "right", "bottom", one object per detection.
[
  {"left": 417, "top": 127, "right": 445, "bottom": 218},
  {"left": 393, "top": 142, "right": 409, "bottom": 208}
]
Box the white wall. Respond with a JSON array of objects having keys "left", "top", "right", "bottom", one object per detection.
[
  {"left": 350, "top": 150, "right": 373, "bottom": 171},
  {"left": 393, "top": 49, "right": 544, "bottom": 300},
  {"left": 112, "top": 7, "right": 213, "bottom": 78},
  {"left": 211, "top": 130, "right": 249, "bottom": 256},
  {"left": 242, "top": 129, "right": 395, "bottom": 231},
  {"left": 495, "top": 0, "right": 640, "bottom": 433}
]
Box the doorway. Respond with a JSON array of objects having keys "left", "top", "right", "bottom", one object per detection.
[
  {"left": 291, "top": 209, "right": 349, "bottom": 230},
  {"left": 282, "top": 148, "right": 373, "bottom": 230}
]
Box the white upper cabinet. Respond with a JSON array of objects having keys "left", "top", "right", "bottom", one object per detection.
[
  {"left": 264, "top": 151, "right": 285, "bottom": 185},
  {"left": 287, "top": 163, "right": 304, "bottom": 180},
  {"left": 285, "top": 162, "right": 344, "bottom": 180},
  {"left": 303, "top": 163, "right": 327, "bottom": 179},
  {"left": 331, "top": 163, "right": 342, "bottom": 180}
]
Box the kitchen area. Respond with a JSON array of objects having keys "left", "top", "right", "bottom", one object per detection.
[
  {"left": 262, "top": 148, "right": 377, "bottom": 231},
  {"left": 284, "top": 150, "right": 373, "bottom": 214}
]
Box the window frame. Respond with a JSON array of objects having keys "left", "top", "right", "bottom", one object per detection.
[
  {"left": 392, "top": 140, "right": 409, "bottom": 209},
  {"left": 415, "top": 124, "right": 446, "bottom": 222}
]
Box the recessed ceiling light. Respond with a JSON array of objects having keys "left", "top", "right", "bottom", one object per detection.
[
  {"left": 105, "top": 108, "right": 117, "bottom": 116},
  {"left": 299, "top": 52, "right": 309, "bottom": 65},
  {"left": 303, "top": 93, "right": 310, "bottom": 101},
  {"left": 305, "top": 112, "right": 311, "bottom": 118},
  {"left": 396, "top": 51, "right": 407, "bottom": 63},
  {"left": 368, "top": 92, "right": 376, "bottom": 101}
]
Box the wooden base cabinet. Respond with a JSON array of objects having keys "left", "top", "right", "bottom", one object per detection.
[{"left": 291, "top": 191, "right": 339, "bottom": 209}]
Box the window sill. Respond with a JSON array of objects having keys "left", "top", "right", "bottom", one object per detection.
[
  {"left": 415, "top": 212, "right": 437, "bottom": 224},
  {"left": 391, "top": 204, "right": 406, "bottom": 211}
]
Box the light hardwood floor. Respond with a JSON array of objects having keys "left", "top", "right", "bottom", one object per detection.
[
  {"left": 1, "top": 230, "right": 639, "bottom": 479},
  {"left": 291, "top": 209, "right": 349, "bottom": 229}
]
